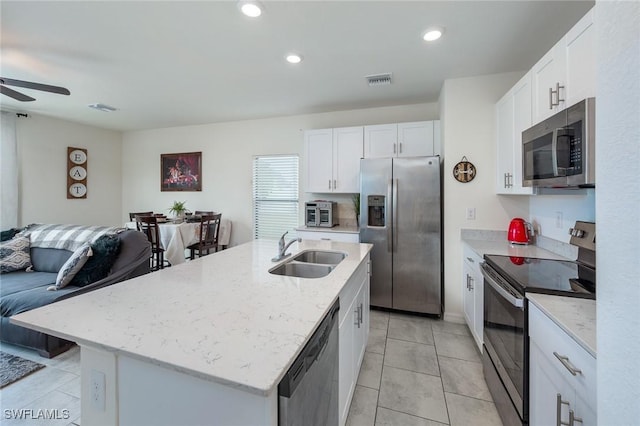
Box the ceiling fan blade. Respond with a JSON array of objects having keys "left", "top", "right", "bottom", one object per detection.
[
  {"left": 0, "top": 77, "right": 70, "bottom": 95},
  {"left": 0, "top": 85, "right": 35, "bottom": 102}
]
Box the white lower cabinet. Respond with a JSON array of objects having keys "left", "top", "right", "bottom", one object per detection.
[
  {"left": 462, "top": 244, "right": 483, "bottom": 351},
  {"left": 338, "top": 255, "right": 370, "bottom": 426},
  {"left": 529, "top": 303, "right": 596, "bottom": 426},
  {"left": 297, "top": 229, "right": 359, "bottom": 243}
]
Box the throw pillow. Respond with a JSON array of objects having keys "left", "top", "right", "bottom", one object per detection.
[
  {"left": 70, "top": 234, "right": 121, "bottom": 287},
  {"left": 51, "top": 243, "right": 93, "bottom": 290},
  {"left": 1, "top": 228, "right": 22, "bottom": 242},
  {"left": 0, "top": 236, "right": 32, "bottom": 273}
]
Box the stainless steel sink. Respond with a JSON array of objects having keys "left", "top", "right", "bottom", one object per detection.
[
  {"left": 292, "top": 250, "right": 346, "bottom": 265},
  {"left": 269, "top": 261, "right": 334, "bottom": 279}
]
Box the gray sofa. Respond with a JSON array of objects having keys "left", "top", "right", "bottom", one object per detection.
[{"left": 0, "top": 229, "right": 151, "bottom": 357}]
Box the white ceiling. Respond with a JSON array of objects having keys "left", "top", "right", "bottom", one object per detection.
[{"left": 0, "top": 1, "right": 594, "bottom": 132}]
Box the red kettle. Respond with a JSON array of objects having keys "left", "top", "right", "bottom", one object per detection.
[{"left": 508, "top": 218, "right": 532, "bottom": 245}]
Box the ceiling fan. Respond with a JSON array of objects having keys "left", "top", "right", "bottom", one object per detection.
[{"left": 0, "top": 77, "right": 70, "bottom": 102}]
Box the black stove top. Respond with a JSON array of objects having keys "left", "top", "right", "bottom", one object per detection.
[{"left": 484, "top": 254, "right": 595, "bottom": 299}]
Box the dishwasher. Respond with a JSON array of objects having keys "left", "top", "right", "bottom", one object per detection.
[{"left": 278, "top": 299, "right": 339, "bottom": 426}]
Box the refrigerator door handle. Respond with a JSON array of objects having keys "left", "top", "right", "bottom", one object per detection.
[
  {"left": 392, "top": 178, "right": 398, "bottom": 252},
  {"left": 387, "top": 179, "right": 393, "bottom": 253}
]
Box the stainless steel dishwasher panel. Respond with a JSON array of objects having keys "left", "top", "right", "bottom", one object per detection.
[{"left": 278, "top": 300, "right": 339, "bottom": 426}]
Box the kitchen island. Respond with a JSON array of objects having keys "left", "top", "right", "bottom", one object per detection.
[{"left": 11, "top": 239, "right": 372, "bottom": 426}]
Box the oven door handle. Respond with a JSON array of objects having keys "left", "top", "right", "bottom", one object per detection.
[{"left": 480, "top": 263, "right": 524, "bottom": 309}]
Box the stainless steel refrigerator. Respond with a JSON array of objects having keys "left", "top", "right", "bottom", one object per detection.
[{"left": 359, "top": 156, "right": 442, "bottom": 315}]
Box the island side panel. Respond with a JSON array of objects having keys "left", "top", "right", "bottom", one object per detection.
[{"left": 117, "top": 355, "right": 278, "bottom": 426}]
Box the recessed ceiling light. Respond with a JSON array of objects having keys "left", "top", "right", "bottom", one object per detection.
[
  {"left": 286, "top": 54, "right": 303, "bottom": 64},
  {"left": 239, "top": 1, "right": 262, "bottom": 18},
  {"left": 423, "top": 27, "right": 444, "bottom": 42}
]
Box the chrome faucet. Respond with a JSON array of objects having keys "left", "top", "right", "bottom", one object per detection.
[{"left": 272, "top": 231, "right": 302, "bottom": 262}]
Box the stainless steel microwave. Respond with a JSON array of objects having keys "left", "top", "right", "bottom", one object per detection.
[
  {"left": 522, "top": 98, "right": 595, "bottom": 188},
  {"left": 305, "top": 201, "right": 338, "bottom": 227}
]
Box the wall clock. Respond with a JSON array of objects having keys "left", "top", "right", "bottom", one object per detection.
[
  {"left": 67, "top": 147, "right": 88, "bottom": 199},
  {"left": 453, "top": 156, "right": 476, "bottom": 183}
]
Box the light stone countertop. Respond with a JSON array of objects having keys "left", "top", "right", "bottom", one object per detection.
[
  {"left": 527, "top": 293, "right": 596, "bottom": 357},
  {"left": 462, "top": 239, "right": 571, "bottom": 260},
  {"left": 296, "top": 224, "right": 359, "bottom": 234},
  {"left": 11, "top": 240, "right": 373, "bottom": 396}
]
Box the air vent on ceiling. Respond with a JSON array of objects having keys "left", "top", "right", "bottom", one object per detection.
[
  {"left": 88, "top": 103, "right": 117, "bottom": 112},
  {"left": 365, "top": 73, "right": 392, "bottom": 87}
]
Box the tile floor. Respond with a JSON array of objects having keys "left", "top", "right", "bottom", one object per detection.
[
  {"left": 345, "top": 310, "right": 503, "bottom": 426},
  {"left": 0, "top": 310, "right": 503, "bottom": 426},
  {"left": 0, "top": 343, "right": 81, "bottom": 426}
]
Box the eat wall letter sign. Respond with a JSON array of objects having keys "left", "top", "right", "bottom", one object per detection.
[{"left": 67, "top": 147, "right": 88, "bottom": 199}]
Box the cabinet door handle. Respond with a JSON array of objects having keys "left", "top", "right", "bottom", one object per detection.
[
  {"left": 333, "top": 179, "right": 336, "bottom": 189},
  {"left": 466, "top": 257, "right": 474, "bottom": 263},
  {"left": 320, "top": 238, "right": 332, "bottom": 241},
  {"left": 466, "top": 274, "right": 470, "bottom": 290},
  {"left": 553, "top": 352, "right": 583, "bottom": 376},
  {"left": 359, "top": 303, "right": 364, "bottom": 324},
  {"left": 557, "top": 394, "right": 571, "bottom": 426},
  {"left": 328, "top": 179, "right": 332, "bottom": 190},
  {"left": 504, "top": 173, "right": 508, "bottom": 189},
  {"left": 569, "top": 410, "right": 583, "bottom": 425},
  {"left": 549, "top": 87, "right": 554, "bottom": 109},
  {"left": 354, "top": 307, "right": 361, "bottom": 328},
  {"left": 468, "top": 276, "right": 474, "bottom": 290},
  {"left": 555, "top": 82, "right": 565, "bottom": 104},
  {"left": 393, "top": 143, "right": 397, "bottom": 154},
  {"left": 399, "top": 142, "right": 403, "bottom": 154}
]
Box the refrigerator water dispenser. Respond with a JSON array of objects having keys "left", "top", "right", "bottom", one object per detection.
[{"left": 367, "top": 196, "right": 386, "bottom": 227}]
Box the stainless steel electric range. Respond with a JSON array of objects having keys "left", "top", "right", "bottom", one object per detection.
[{"left": 480, "top": 221, "right": 596, "bottom": 426}]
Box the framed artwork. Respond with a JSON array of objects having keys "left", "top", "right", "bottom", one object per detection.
[{"left": 161, "top": 152, "right": 202, "bottom": 192}]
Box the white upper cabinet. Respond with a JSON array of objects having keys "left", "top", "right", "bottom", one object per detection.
[
  {"left": 304, "top": 128, "right": 334, "bottom": 193},
  {"left": 532, "top": 41, "right": 566, "bottom": 122},
  {"left": 304, "top": 127, "right": 363, "bottom": 193},
  {"left": 398, "top": 121, "right": 434, "bottom": 157},
  {"left": 564, "top": 8, "right": 596, "bottom": 106},
  {"left": 333, "top": 127, "right": 364, "bottom": 193},
  {"left": 532, "top": 7, "right": 595, "bottom": 123},
  {"left": 496, "top": 72, "right": 534, "bottom": 195},
  {"left": 364, "top": 121, "right": 437, "bottom": 158}
]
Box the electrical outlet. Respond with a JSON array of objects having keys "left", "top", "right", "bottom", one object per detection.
[
  {"left": 466, "top": 207, "right": 476, "bottom": 220},
  {"left": 90, "top": 369, "right": 106, "bottom": 411},
  {"left": 555, "top": 211, "right": 563, "bottom": 229}
]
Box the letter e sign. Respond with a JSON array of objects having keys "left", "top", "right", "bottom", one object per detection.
[{"left": 67, "top": 147, "right": 88, "bottom": 199}]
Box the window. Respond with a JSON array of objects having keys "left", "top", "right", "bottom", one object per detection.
[{"left": 252, "top": 155, "right": 299, "bottom": 240}]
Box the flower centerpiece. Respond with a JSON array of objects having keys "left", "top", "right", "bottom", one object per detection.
[{"left": 168, "top": 201, "right": 189, "bottom": 220}]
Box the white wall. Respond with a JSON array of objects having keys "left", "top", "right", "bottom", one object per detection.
[
  {"left": 595, "top": 1, "right": 640, "bottom": 423},
  {"left": 440, "top": 72, "right": 530, "bottom": 321},
  {"left": 122, "top": 103, "right": 439, "bottom": 246},
  {"left": 16, "top": 114, "right": 123, "bottom": 227}
]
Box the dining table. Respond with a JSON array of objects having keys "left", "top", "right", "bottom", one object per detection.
[{"left": 125, "top": 219, "right": 231, "bottom": 266}]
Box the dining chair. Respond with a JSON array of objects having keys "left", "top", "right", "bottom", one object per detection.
[
  {"left": 187, "top": 214, "right": 222, "bottom": 260},
  {"left": 129, "top": 211, "right": 153, "bottom": 221},
  {"left": 194, "top": 210, "right": 214, "bottom": 216},
  {"left": 136, "top": 215, "right": 167, "bottom": 270}
]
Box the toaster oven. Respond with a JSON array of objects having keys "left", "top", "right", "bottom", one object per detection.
[{"left": 305, "top": 201, "right": 338, "bottom": 228}]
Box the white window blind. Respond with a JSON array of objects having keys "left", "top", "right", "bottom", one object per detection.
[{"left": 253, "top": 155, "right": 299, "bottom": 240}]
